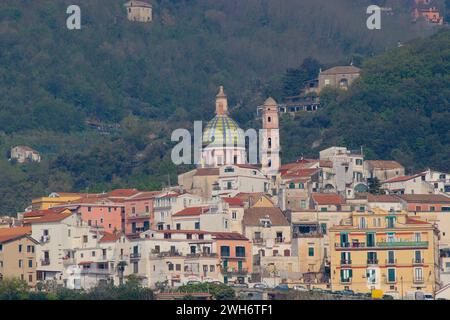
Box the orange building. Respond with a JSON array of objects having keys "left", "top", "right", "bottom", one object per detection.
[
  {"left": 412, "top": 7, "right": 444, "bottom": 25},
  {"left": 211, "top": 232, "right": 252, "bottom": 284}
]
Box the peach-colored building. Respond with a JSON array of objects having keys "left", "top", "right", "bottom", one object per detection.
[
  {"left": 212, "top": 232, "right": 252, "bottom": 284},
  {"left": 123, "top": 191, "right": 161, "bottom": 235},
  {"left": 398, "top": 194, "right": 450, "bottom": 212}
]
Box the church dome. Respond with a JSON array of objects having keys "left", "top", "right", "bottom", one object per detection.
[{"left": 203, "top": 115, "right": 245, "bottom": 148}]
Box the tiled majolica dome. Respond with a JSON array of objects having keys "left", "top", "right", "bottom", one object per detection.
[{"left": 203, "top": 115, "right": 245, "bottom": 148}]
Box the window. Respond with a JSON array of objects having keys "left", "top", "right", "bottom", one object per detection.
[
  {"left": 415, "top": 233, "right": 421, "bottom": 242},
  {"left": 224, "top": 167, "right": 235, "bottom": 173},
  {"left": 19, "top": 260, "right": 23, "bottom": 268},
  {"left": 366, "top": 233, "right": 375, "bottom": 247},
  {"left": 340, "top": 269, "right": 352, "bottom": 283},
  {"left": 221, "top": 246, "right": 230, "bottom": 257},
  {"left": 415, "top": 267, "right": 423, "bottom": 281},
  {"left": 88, "top": 207, "right": 92, "bottom": 212},
  {"left": 28, "top": 274, "right": 33, "bottom": 283},
  {"left": 145, "top": 206, "right": 149, "bottom": 213},
  {"left": 386, "top": 216, "right": 395, "bottom": 228},
  {"left": 284, "top": 249, "right": 290, "bottom": 257},
  {"left": 289, "top": 183, "right": 295, "bottom": 189},
  {"left": 176, "top": 264, "right": 181, "bottom": 271},
  {"left": 430, "top": 206, "right": 436, "bottom": 212},
  {"left": 301, "top": 200, "right": 306, "bottom": 209},
  {"left": 186, "top": 234, "right": 192, "bottom": 240},
  {"left": 360, "top": 217, "right": 367, "bottom": 229},
  {"left": 108, "top": 207, "right": 112, "bottom": 213},
  {"left": 236, "top": 246, "right": 246, "bottom": 257},
  {"left": 387, "top": 268, "right": 396, "bottom": 283},
  {"left": 299, "top": 183, "right": 304, "bottom": 189},
  {"left": 210, "top": 265, "right": 215, "bottom": 272},
  {"left": 0, "top": 244, "right": 2, "bottom": 252},
  {"left": 92, "top": 251, "right": 96, "bottom": 257},
  {"left": 195, "top": 222, "right": 200, "bottom": 230},
  {"left": 176, "top": 223, "right": 181, "bottom": 230},
  {"left": 267, "top": 116, "right": 272, "bottom": 123},
  {"left": 308, "top": 247, "right": 314, "bottom": 257},
  {"left": 28, "top": 259, "right": 33, "bottom": 268},
  {"left": 18, "top": 244, "right": 22, "bottom": 253},
  {"left": 226, "top": 181, "right": 233, "bottom": 190},
  {"left": 388, "top": 251, "right": 395, "bottom": 264},
  {"left": 268, "top": 138, "right": 272, "bottom": 149},
  {"left": 232, "top": 211, "right": 237, "bottom": 220},
  {"left": 133, "top": 262, "right": 138, "bottom": 274},
  {"left": 321, "top": 223, "right": 327, "bottom": 235}
]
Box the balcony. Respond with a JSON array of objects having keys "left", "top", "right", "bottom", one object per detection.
[
  {"left": 385, "top": 259, "right": 397, "bottom": 266},
  {"left": 221, "top": 267, "right": 248, "bottom": 276},
  {"left": 80, "top": 268, "right": 111, "bottom": 275},
  {"left": 130, "top": 253, "right": 141, "bottom": 260},
  {"left": 253, "top": 238, "right": 264, "bottom": 244},
  {"left": 367, "top": 259, "right": 379, "bottom": 265},
  {"left": 335, "top": 242, "right": 366, "bottom": 250},
  {"left": 340, "top": 260, "right": 352, "bottom": 266},
  {"left": 152, "top": 251, "right": 182, "bottom": 258},
  {"left": 41, "top": 259, "right": 51, "bottom": 266},
  {"left": 413, "top": 277, "right": 425, "bottom": 284},
  {"left": 62, "top": 258, "right": 76, "bottom": 265},
  {"left": 186, "top": 253, "right": 217, "bottom": 259},
  {"left": 413, "top": 258, "right": 425, "bottom": 265},
  {"left": 275, "top": 237, "right": 285, "bottom": 244},
  {"left": 40, "top": 235, "right": 50, "bottom": 244},
  {"left": 340, "top": 278, "right": 352, "bottom": 285},
  {"left": 377, "top": 241, "right": 429, "bottom": 248}
]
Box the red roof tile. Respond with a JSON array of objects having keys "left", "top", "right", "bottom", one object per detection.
[
  {"left": 210, "top": 232, "right": 249, "bottom": 241},
  {"left": 222, "top": 197, "right": 244, "bottom": 207},
  {"left": 312, "top": 193, "right": 345, "bottom": 205},
  {"left": 107, "top": 189, "right": 140, "bottom": 198},
  {"left": 99, "top": 232, "right": 123, "bottom": 243},
  {"left": 172, "top": 207, "right": 209, "bottom": 217},
  {"left": 0, "top": 227, "right": 32, "bottom": 243},
  {"left": 383, "top": 174, "right": 423, "bottom": 184},
  {"left": 24, "top": 212, "right": 73, "bottom": 224}
]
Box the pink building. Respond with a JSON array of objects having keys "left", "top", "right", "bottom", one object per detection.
[
  {"left": 123, "top": 191, "right": 161, "bottom": 235},
  {"left": 397, "top": 194, "right": 450, "bottom": 212}
]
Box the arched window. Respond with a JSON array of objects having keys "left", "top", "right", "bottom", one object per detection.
[
  {"left": 299, "top": 183, "right": 304, "bottom": 189},
  {"left": 268, "top": 138, "right": 272, "bottom": 149},
  {"left": 268, "top": 117, "right": 272, "bottom": 123},
  {"left": 268, "top": 160, "right": 272, "bottom": 167},
  {"left": 289, "top": 183, "right": 295, "bottom": 189}
]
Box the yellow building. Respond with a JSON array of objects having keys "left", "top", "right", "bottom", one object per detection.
[
  {"left": 330, "top": 208, "right": 440, "bottom": 298},
  {"left": 0, "top": 227, "right": 38, "bottom": 287},
  {"left": 31, "top": 192, "right": 85, "bottom": 210}
]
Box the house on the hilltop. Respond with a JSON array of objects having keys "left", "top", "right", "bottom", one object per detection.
[
  {"left": 124, "top": 1, "right": 153, "bottom": 23},
  {"left": 10, "top": 145, "right": 41, "bottom": 163},
  {"left": 304, "top": 66, "right": 361, "bottom": 95}
]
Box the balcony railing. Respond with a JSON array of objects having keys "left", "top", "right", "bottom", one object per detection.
[
  {"left": 340, "top": 278, "right": 352, "bottom": 284},
  {"left": 335, "top": 242, "right": 366, "bottom": 249},
  {"left": 413, "top": 258, "right": 425, "bottom": 265},
  {"left": 253, "top": 238, "right": 264, "bottom": 244},
  {"left": 340, "top": 260, "right": 352, "bottom": 266},
  {"left": 130, "top": 253, "right": 141, "bottom": 260},
  {"left": 40, "top": 236, "right": 50, "bottom": 244},
  {"left": 62, "top": 258, "right": 76, "bottom": 265},
  {"left": 275, "top": 237, "right": 285, "bottom": 244},
  {"left": 385, "top": 259, "right": 397, "bottom": 265},
  {"left": 377, "top": 241, "right": 429, "bottom": 248},
  {"left": 186, "top": 253, "right": 217, "bottom": 259},
  {"left": 80, "top": 268, "right": 111, "bottom": 275},
  {"left": 367, "top": 259, "right": 379, "bottom": 265},
  {"left": 41, "top": 259, "right": 51, "bottom": 266},
  {"left": 221, "top": 267, "right": 248, "bottom": 275},
  {"left": 413, "top": 277, "right": 425, "bottom": 284}
]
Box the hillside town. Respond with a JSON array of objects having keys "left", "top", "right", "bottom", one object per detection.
[{"left": 1, "top": 86, "right": 449, "bottom": 300}]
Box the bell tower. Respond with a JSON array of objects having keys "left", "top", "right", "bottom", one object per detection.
[
  {"left": 261, "top": 97, "right": 280, "bottom": 176},
  {"left": 215, "top": 86, "right": 228, "bottom": 116}
]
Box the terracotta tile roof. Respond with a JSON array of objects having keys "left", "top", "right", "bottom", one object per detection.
[
  {"left": 367, "top": 194, "right": 401, "bottom": 203},
  {"left": 397, "top": 194, "right": 450, "bottom": 204},
  {"left": 107, "top": 189, "right": 140, "bottom": 198},
  {"left": 235, "top": 192, "right": 265, "bottom": 204},
  {"left": 156, "top": 230, "right": 208, "bottom": 235},
  {"left": 234, "top": 164, "right": 261, "bottom": 169},
  {"left": 222, "top": 197, "right": 244, "bottom": 207},
  {"left": 210, "top": 232, "right": 249, "bottom": 241},
  {"left": 383, "top": 174, "right": 423, "bottom": 184},
  {"left": 0, "top": 227, "right": 32, "bottom": 243},
  {"left": 281, "top": 168, "right": 320, "bottom": 179},
  {"left": 128, "top": 191, "right": 161, "bottom": 200},
  {"left": 172, "top": 207, "right": 209, "bottom": 217},
  {"left": 23, "top": 207, "right": 70, "bottom": 218},
  {"left": 321, "top": 65, "right": 361, "bottom": 75},
  {"left": 243, "top": 207, "right": 289, "bottom": 226},
  {"left": 24, "top": 211, "right": 73, "bottom": 224},
  {"left": 319, "top": 160, "right": 333, "bottom": 168},
  {"left": 365, "top": 160, "right": 404, "bottom": 170},
  {"left": 312, "top": 193, "right": 345, "bottom": 205},
  {"left": 99, "top": 232, "right": 123, "bottom": 243},
  {"left": 195, "top": 168, "right": 220, "bottom": 176},
  {"left": 406, "top": 218, "right": 431, "bottom": 225}
]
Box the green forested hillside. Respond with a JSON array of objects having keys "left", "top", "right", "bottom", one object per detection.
[{"left": 0, "top": 0, "right": 447, "bottom": 214}]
